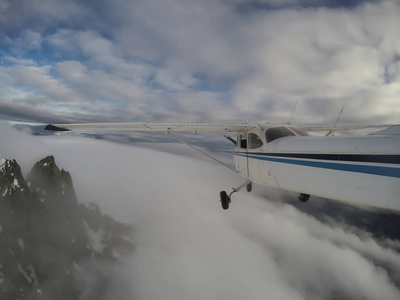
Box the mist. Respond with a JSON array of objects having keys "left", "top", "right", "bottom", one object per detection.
[{"left": 1, "top": 122, "right": 399, "bottom": 300}]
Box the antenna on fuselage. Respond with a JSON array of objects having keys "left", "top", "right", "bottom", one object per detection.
[
  {"left": 288, "top": 100, "right": 298, "bottom": 124},
  {"left": 331, "top": 103, "right": 346, "bottom": 136}
]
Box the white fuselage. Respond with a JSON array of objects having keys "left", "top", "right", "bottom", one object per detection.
[{"left": 234, "top": 125, "right": 400, "bottom": 210}]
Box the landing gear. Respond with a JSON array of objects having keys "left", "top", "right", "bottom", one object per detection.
[
  {"left": 298, "top": 193, "right": 310, "bottom": 202},
  {"left": 220, "top": 180, "right": 251, "bottom": 210},
  {"left": 246, "top": 182, "right": 252, "bottom": 192},
  {"left": 220, "top": 191, "right": 231, "bottom": 210}
]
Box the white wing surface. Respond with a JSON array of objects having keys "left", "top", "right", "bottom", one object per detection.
[
  {"left": 369, "top": 124, "right": 400, "bottom": 135},
  {"left": 45, "top": 122, "right": 397, "bottom": 134},
  {"left": 45, "top": 122, "right": 257, "bottom": 133},
  {"left": 298, "top": 124, "right": 396, "bottom": 132}
]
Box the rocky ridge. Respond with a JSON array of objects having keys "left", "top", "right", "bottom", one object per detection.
[{"left": 0, "top": 156, "right": 134, "bottom": 299}]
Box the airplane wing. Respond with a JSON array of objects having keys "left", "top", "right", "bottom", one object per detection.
[
  {"left": 298, "top": 124, "right": 397, "bottom": 132},
  {"left": 45, "top": 122, "right": 257, "bottom": 133},
  {"left": 45, "top": 122, "right": 396, "bottom": 133},
  {"left": 369, "top": 124, "right": 400, "bottom": 135},
  {"left": 45, "top": 122, "right": 256, "bottom": 173}
]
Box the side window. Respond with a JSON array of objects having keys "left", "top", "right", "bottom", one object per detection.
[
  {"left": 265, "top": 127, "right": 295, "bottom": 143},
  {"left": 248, "top": 133, "right": 263, "bottom": 149},
  {"left": 239, "top": 135, "right": 247, "bottom": 149}
]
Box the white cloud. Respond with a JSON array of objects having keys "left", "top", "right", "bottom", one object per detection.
[
  {"left": 0, "top": 123, "right": 399, "bottom": 299},
  {"left": 46, "top": 29, "right": 81, "bottom": 55},
  {"left": 1, "top": 0, "right": 400, "bottom": 124},
  {"left": 230, "top": 2, "right": 400, "bottom": 123},
  {"left": 16, "top": 30, "right": 42, "bottom": 50}
]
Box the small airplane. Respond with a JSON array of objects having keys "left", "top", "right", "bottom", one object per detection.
[{"left": 45, "top": 122, "right": 400, "bottom": 211}]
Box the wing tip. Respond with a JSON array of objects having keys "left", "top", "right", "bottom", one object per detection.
[{"left": 44, "top": 124, "right": 70, "bottom": 132}]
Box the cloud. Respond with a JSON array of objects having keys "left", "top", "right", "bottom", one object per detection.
[
  {"left": 0, "top": 122, "right": 399, "bottom": 299},
  {"left": 0, "top": 0, "right": 90, "bottom": 34},
  {"left": 230, "top": 1, "right": 400, "bottom": 122},
  {"left": 3, "top": 29, "right": 42, "bottom": 52},
  {"left": 1, "top": 0, "right": 400, "bottom": 124}
]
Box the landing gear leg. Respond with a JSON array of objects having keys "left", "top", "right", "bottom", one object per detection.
[
  {"left": 298, "top": 193, "right": 310, "bottom": 202},
  {"left": 220, "top": 180, "right": 251, "bottom": 210}
]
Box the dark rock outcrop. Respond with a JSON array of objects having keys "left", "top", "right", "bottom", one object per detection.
[{"left": 0, "top": 156, "right": 134, "bottom": 299}]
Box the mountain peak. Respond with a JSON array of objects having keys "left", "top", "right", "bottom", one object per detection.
[
  {"left": 0, "top": 156, "right": 134, "bottom": 299},
  {"left": 0, "top": 158, "right": 30, "bottom": 201},
  {"left": 28, "top": 155, "right": 74, "bottom": 194}
]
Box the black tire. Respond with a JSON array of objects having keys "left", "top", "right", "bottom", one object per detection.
[
  {"left": 246, "top": 182, "right": 252, "bottom": 192},
  {"left": 298, "top": 193, "right": 310, "bottom": 202},
  {"left": 220, "top": 191, "right": 230, "bottom": 210}
]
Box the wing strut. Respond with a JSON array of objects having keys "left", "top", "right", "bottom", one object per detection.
[{"left": 165, "top": 131, "right": 238, "bottom": 173}]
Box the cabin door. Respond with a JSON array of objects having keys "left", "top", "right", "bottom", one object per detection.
[{"left": 235, "top": 134, "right": 249, "bottom": 178}]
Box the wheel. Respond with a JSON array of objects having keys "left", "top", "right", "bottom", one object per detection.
[
  {"left": 220, "top": 191, "right": 230, "bottom": 210},
  {"left": 298, "top": 193, "right": 310, "bottom": 202},
  {"left": 246, "top": 182, "right": 252, "bottom": 192}
]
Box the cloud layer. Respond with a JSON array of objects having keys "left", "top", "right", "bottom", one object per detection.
[
  {"left": 0, "top": 123, "right": 399, "bottom": 299},
  {"left": 0, "top": 0, "right": 399, "bottom": 124}
]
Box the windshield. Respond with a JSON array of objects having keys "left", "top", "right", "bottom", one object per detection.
[
  {"left": 265, "top": 127, "right": 295, "bottom": 142},
  {"left": 289, "top": 127, "right": 309, "bottom": 136},
  {"left": 248, "top": 133, "right": 263, "bottom": 149}
]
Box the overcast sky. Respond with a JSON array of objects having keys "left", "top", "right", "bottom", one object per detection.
[
  {"left": 1, "top": 0, "right": 399, "bottom": 124},
  {"left": 1, "top": 122, "right": 400, "bottom": 300}
]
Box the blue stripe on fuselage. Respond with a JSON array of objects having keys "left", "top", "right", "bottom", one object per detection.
[
  {"left": 249, "top": 153, "right": 400, "bottom": 164},
  {"left": 234, "top": 152, "right": 400, "bottom": 178}
]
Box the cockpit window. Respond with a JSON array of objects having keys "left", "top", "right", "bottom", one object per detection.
[
  {"left": 239, "top": 134, "right": 247, "bottom": 149},
  {"left": 265, "top": 127, "right": 295, "bottom": 143},
  {"left": 248, "top": 133, "right": 263, "bottom": 149},
  {"left": 289, "top": 127, "right": 309, "bottom": 136}
]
